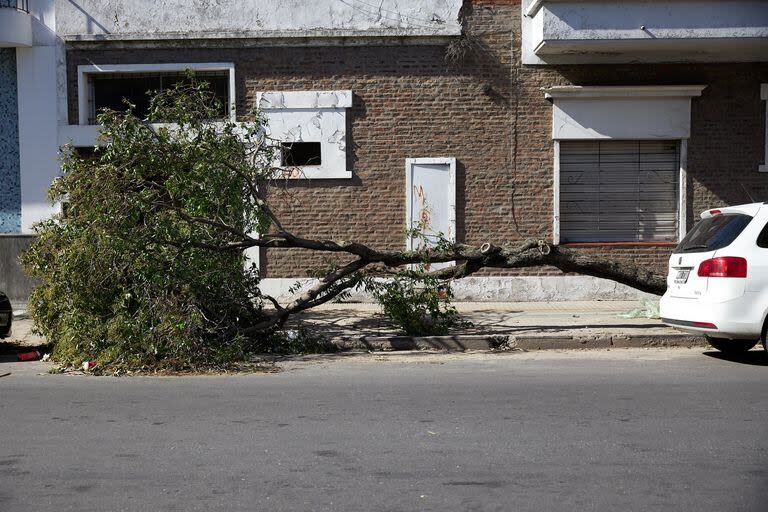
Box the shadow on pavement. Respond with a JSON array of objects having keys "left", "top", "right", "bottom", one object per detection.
[
  {"left": 0, "top": 341, "right": 52, "bottom": 364},
  {"left": 702, "top": 350, "right": 768, "bottom": 367}
]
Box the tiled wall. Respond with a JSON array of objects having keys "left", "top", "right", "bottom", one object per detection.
[{"left": 0, "top": 48, "right": 21, "bottom": 233}]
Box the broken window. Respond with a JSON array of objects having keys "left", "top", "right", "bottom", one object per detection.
[{"left": 281, "top": 142, "right": 322, "bottom": 167}]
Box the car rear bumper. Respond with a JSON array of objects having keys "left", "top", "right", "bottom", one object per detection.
[{"left": 660, "top": 293, "right": 763, "bottom": 339}]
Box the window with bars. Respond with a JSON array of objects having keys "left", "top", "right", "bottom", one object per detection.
[
  {"left": 88, "top": 71, "right": 229, "bottom": 123},
  {"left": 559, "top": 140, "right": 680, "bottom": 243}
]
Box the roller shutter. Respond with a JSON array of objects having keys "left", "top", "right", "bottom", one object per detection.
[{"left": 559, "top": 140, "right": 679, "bottom": 243}]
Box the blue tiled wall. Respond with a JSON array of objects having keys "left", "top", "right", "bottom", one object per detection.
[{"left": 0, "top": 48, "right": 21, "bottom": 233}]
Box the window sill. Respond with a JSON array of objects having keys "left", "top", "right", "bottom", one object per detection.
[
  {"left": 560, "top": 242, "right": 678, "bottom": 247},
  {"left": 276, "top": 167, "right": 352, "bottom": 180}
]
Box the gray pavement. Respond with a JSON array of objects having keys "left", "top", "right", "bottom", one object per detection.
[
  {"left": 1, "top": 349, "right": 767, "bottom": 511},
  {"left": 289, "top": 301, "right": 703, "bottom": 349},
  {"left": 8, "top": 300, "right": 699, "bottom": 351}
]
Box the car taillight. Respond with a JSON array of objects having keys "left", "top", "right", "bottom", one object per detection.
[{"left": 697, "top": 257, "right": 747, "bottom": 278}]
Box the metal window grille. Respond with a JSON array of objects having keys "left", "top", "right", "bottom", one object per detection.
[{"left": 0, "top": 1, "right": 29, "bottom": 13}]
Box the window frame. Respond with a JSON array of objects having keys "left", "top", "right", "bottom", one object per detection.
[
  {"left": 553, "top": 138, "right": 688, "bottom": 245},
  {"left": 77, "top": 62, "right": 236, "bottom": 126},
  {"left": 257, "top": 90, "right": 352, "bottom": 180}
]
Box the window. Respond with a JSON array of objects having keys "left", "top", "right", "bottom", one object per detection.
[
  {"left": 89, "top": 72, "right": 229, "bottom": 123},
  {"left": 257, "top": 90, "right": 352, "bottom": 179},
  {"left": 559, "top": 140, "right": 680, "bottom": 243},
  {"left": 281, "top": 142, "right": 321, "bottom": 167},
  {"left": 758, "top": 220, "right": 768, "bottom": 248},
  {"left": 77, "top": 63, "right": 235, "bottom": 126},
  {"left": 675, "top": 214, "right": 753, "bottom": 253}
]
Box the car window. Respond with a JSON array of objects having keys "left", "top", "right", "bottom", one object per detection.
[
  {"left": 674, "top": 213, "right": 753, "bottom": 254},
  {"left": 757, "top": 221, "right": 768, "bottom": 248}
]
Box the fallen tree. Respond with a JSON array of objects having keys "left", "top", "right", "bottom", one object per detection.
[{"left": 21, "top": 78, "right": 666, "bottom": 369}]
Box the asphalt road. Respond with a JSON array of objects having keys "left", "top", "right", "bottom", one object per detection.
[{"left": 1, "top": 349, "right": 767, "bottom": 512}]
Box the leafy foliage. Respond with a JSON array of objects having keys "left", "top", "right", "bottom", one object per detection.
[
  {"left": 21, "top": 76, "right": 273, "bottom": 371},
  {"left": 368, "top": 268, "right": 470, "bottom": 336}
]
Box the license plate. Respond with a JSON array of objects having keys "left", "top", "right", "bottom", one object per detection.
[
  {"left": 674, "top": 269, "right": 691, "bottom": 284},
  {"left": 0, "top": 313, "right": 8, "bottom": 326}
]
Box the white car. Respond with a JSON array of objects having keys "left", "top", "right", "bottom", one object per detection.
[{"left": 660, "top": 202, "right": 768, "bottom": 353}]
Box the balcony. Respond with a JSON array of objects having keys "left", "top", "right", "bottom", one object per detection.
[
  {"left": 0, "top": 1, "right": 32, "bottom": 47},
  {"left": 522, "top": 0, "right": 768, "bottom": 65}
]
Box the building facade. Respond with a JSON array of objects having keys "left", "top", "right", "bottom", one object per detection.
[{"left": 1, "top": 0, "right": 767, "bottom": 302}]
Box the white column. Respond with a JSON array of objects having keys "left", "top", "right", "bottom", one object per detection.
[{"left": 17, "top": 45, "right": 61, "bottom": 233}]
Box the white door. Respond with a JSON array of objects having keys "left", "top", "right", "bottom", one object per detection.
[{"left": 405, "top": 158, "right": 456, "bottom": 271}]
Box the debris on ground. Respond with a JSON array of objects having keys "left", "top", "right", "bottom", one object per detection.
[
  {"left": 17, "top": 350, "right": 41, "bottom": 361},
  {"left": 618, "top": 299, "right": 660, "bottom": 319}
]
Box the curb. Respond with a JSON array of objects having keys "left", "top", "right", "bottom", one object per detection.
[{"left": 357, "top": 333, "right": 708, "bottom": 351}]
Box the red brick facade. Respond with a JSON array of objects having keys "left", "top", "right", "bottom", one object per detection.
[{"left": 65, "top": 0, "right": 768, "bottom": 278}]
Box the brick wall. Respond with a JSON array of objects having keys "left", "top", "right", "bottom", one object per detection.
[{"left": 65, "top": 0, "right": 768, "bottom": 278}]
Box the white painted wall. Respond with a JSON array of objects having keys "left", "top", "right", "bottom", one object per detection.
[
  {"left": 16, "top": 0, "right": 62, "bottom": 233},
  {"left": 545, "top": 86, "right": 706, "bottom": 140},
  {"left": 259, "top": 276, "right": 655, "bottom": 303},
  {"left": 0, "top": 8, "right": 32, "bottom": 47},
  {"left": 55, "top": 0, "right": 462, "bottom": 40},
  {"left": 522, "top": 0, "right": 768, "bottom": 64}
]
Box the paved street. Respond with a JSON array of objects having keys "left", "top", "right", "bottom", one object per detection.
[{"left": 1, "top": 349, "right": 767, "bottom": 512}]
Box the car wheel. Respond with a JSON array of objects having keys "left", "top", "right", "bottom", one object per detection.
[
  {"left": 762, "top": 322, "right": 768, "bottom": 353},
  {"left": 706, "top": 337, "right": 758, "bottom": 354}
]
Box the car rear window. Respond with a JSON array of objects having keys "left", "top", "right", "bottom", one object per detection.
[{"left": 674, "top": 213, "right": 753, "bottom": 253}]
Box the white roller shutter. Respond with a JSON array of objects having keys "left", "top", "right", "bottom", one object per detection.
[{"left": 559, "top": 140, "right": 679, "bottom": 243}]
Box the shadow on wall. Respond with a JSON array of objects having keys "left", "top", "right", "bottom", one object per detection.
[
  {"left": 0, "top": 235, "right": 38, "bottom": 302},
  {"left": 65, "top": 0, "right": 111, "bottom": 36}
]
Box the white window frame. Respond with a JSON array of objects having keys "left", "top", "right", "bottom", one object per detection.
[
  {"left": 77, "top": 62, "right": 236, "bottom": 126},
  {"left": 405, "top": 157, "right": 457, "bottom": 255},
  {"left": 546, "top": 85, "right": 705, "bottom": 245},
  {"left": 552, "top": 140, "right": 688, "bottom": 245},
  {"left": 257, "top": 90, "right": 353, "bottom": 180},
  {"left": 760, "top": 84, "right": 768, "bottom": 173}
]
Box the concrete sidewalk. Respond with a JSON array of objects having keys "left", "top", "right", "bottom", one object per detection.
[
  {"left": 5, "top": 300, "right": 706, "bottom": 352},
  {"left": 289, "top": 300, "right": 706, "bottom": 351}
]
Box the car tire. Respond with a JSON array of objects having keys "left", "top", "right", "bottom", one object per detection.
[{"left": 706, "top": 337, "right": 758, "bottom": 354}]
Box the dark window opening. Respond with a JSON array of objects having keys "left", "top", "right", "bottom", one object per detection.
[
  {"left": 72, "top": 146, "right": 97, "bottom": 159},
  {"left": 674, "top": 214, "right": 753, "bottom": 254},
  {"left": 90, "top": 71, "right": 229, "bottom": 123},
  {"left": 757, "top": 221, "right": 768, "bottom": 248},
  {"left": 281, "top": 142, "right": 322, "bottom": 167}
]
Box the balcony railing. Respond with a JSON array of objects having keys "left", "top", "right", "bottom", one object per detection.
[{"left": 0, "top": 1, "right": 28, "bottom": 13}]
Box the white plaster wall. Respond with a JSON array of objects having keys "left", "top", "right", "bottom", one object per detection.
[
  {"left": 54, "top": 0, "right": 462, "bottom": 40},
  {"left": 259, "top": 276, "right": 655, "bottom": 303},
  {"left": 523, "top": 0, "right": 768, "bottom": 64},
  {"left": 552, "top": 97, "right": 693, "bottom": 140},
  {"left": 542, "top": 0, "right": 768, "bottom": 42},
  {"left": 17, "top": 0, "right": 62, "bottom": 233},
  {"left": 0, "top": 9, "right": 32, "bottom": 47},
  {"left": 17, "top": 45, "right": 60, "bottom": 232}
]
